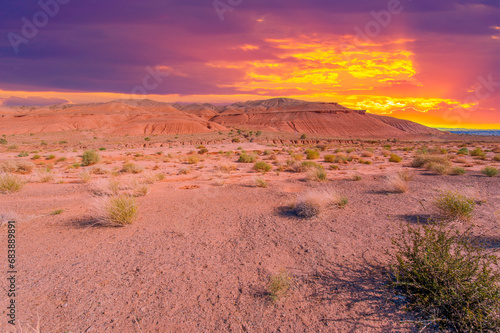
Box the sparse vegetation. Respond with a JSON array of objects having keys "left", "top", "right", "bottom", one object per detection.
[
  {"left": 0, "top": 173, "right": 25, "bottom": 193},
  {"left": 389, "top": 154, "right": 402, "bottom": 163},
  {"left": 387, "top": 173, "right": 410, "bottom": 193},
  {"left": 254, "top": 177, "right": 268, "bottom": 188},
  {"left": 82, "top": 150, "right": 100, "bottom": 166},
  {"left": 452, "top": 167, "right": 466, "bottom": 175},
  {"left": 254, "top": 161, "right": 272, "bottom": 173},
  {"left": 294, "top": 187, "right": 347, "bottom": 218},
  {"left": 305, "top": 149, "right": 320, "bottom": 160},
  {"left": 324, "top": 154, "right": 335, "bottom": 163},
  {"left": 268, "top": 271, "right": 292, "bottom": 301},
  {"left": 188, "top": 155, "right": 200, "bottom": 164},
  {"left": 238, "top": 153, "right": 257, "bottom": 163},
  {"left": 434, "top": 191, "right": 475, "bottom": 220},
  {"left": 0, "top": 160, "right": 34, "bottom": 174},
  {"left": 121, "top": 163, "right": 144, "bottom": 174},
  {"left": 94, "top": 194, "right": 138, "bottom": 226},
  {"left": 309, "top": 168, "right": 327, "bottom": 182},
  {"left": 482, "top": 166, "right": 498, "bottom": 177},
  {"left": 390, "top": 223, "right": 500, "bottom": 332}
]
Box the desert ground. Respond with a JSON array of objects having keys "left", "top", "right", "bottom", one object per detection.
[{"left": 1, "top": 131, "right": 499, "bottom": 332}]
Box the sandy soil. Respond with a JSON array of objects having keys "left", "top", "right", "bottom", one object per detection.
[{"left": 1, "top": 134, "right": 499, "bottom": 332}]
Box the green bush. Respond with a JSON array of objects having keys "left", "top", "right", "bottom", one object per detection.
[
  {"left": 0, "top": 138, "right": 8, "bottom": 145},
  {"left": 481, "top": 166, "right": 498, "bottom": 177},
  {"left": 324, "top": 154, "right": 335, "bottom": 163},
  {"left": 389, "top": 154, "right": 402, "bottom": 163},
  {"left": 238, "top": 153, "right": 256, "bottom": 163},
  {"left": 457, "top": 147, "right": 469, "bottom": 155},
  {"left": 188, "top": 155, "right": 200, "bottom": 164},
  {"left": 390, "top": 223, "right": 500, "bottom": 332},
  {"left": 434, "top": 191, "right": 475, "bottom": 220},
  {"left": 121, "top": 163, "right": 144, "bottom": 174},
  {"left": 452, "top": 167, "right": 466, "bottom": 175},
  {"left": 254, "top": 161, "right": 272, "bottom": 173},
  {"left": 82, "top": 150, "right": 100, "bottom": 166},
  {"left": 305, "top": 149, "right": 319, "bottom": 160},
  {"left": 470, "top": 147, "right": 485, "bottom": 157}
]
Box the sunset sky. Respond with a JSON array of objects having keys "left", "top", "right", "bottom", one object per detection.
[{"left": 1, "top": 0, "right": 499, "bottom": 129}]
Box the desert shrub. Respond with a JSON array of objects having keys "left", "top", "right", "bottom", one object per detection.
[
  {"left": 387, "top": 174, "right": 409, "bottom": 193},
  {"left": 238, "top": 153, "right": 257, "bottom": 163},
  {"left": 0, "top": 173, "right": 25, "bottom": 193},
  {"left": 452, "top": 167, "right": 466, "bottom": 175},
  {"left": 0, "top": 138, "right": 7, "bottom": 145},
  {"left": 286, "top": 160, "right": 307, "bottom": 173},
  {"left": 142, "top": 172, "right": 165, "bottom": 184},
  {"left": 0, "top": 160, "right": 34, "bottom": 174},
  {"left": 31, "top": 155, "right": 41, "bottom": 160},
  {"left": 88, "top": 166, "right": 109, "bottom": 175},
  {"left": 411, "top": 155, "right": 451, "bottom": 171},
  {"left": 46, "top": 154, "right": 56, "bottom": 160},
  {"left": 427, "top": 162, "right": 451, "bottom": 175},
  {"left": 434, "top": 191, "right": 475, "bottom": 220},
  {"left": 361, "top": 150, "right": 374, "bottom": 157},
  {"left": 268, "top": 271, "right": 293, "bottom": 301},
  {"left": 383, "top": 144, "right": 392, "bottom": 150},
  {"left": 481, "top": 166, "right": 498, "bottom": 177},
  {"left": 188, "top": 155, "right": 200, "bottom": 164},
  {"left": 79, "top": 170, "right": 93, "bottom": 183},
  {"left": 215, "top": 164, "right": 237, "bottom": 173},
  {"left": 352, "top": 174, "right": 362, "bottom": 181},
  {"left": 301, "top": 161, "right": 323, "bottom": 170},
  {"left": 389, "top": 154, "right": 402, "bottom": 163},
  {"left": 95, "top": 194, "right": 138, "bottom": 226},
  {"left": 263, "top": 150, "right": 273, "bottom": 156},
  {"left": 294, "top": 187, "right": 346, "bottom": 218},
  {"left": 457, "top": 147, "right": 469, "bottom": 155},
  {"left": 121, "top": 163, "right": 144, "bottom": 174},
  {"left": 82, "top": 150, "right": 100, "bottom": 166},
  {"left": 390, "top": 223, "right": 500, "bottom": 332},
  {"left": 305, "top": 149, "right": 320, "bottom": 160},
  {"left": 254, "top": 177, "right": 268, "bottom": 188},
  {"left": 17, "top": 151, "right": 29, "bottom": 157},
  {"left": 324, "top": 154, "right": 335, "bottom": 163},
  {"left": 329, "top": 165, "right": 339, "bottom": 170},
  {"left": 178, "top": 168, "right": 190, "bottom": 175},
  {"left": 335, "top": 153, "right": 348, "bottom": 164},
  {"left": 470, "top": 147, "right": 485, "bottom": 158},
  {"left": 37, "top": 170, "right": 55, "bottom": 183},
  {"left": 292, "top": 154, "right": 303, "bottom": 161},
  {"left": 133, "top": 182, "right": 150, "bottom": 197},
  {"left": 309, "top": 168, "right": 327, "bottom": 182},
  {"left": 254, "top": 161, "right": 272, "bottom": 173},
  {"left": 300, "top": 134, "right": 307, "bottom": 139},
  {"left": 198, "top": 148, "right": 209, "bottom": 155},
  {"left": 231, "top": 138, "right": 240, "bottom": 143},
  {"left": 359, "top": 159, "right": 371, "bottom": 165}
]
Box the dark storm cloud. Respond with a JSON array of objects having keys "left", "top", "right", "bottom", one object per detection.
[{"left": 0, "top": 0, "right": 498, "bottom": 94}]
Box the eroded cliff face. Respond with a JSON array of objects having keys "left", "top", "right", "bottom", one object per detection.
[{"left": 0, "top": 98, "right": 442, "bottom": 138}]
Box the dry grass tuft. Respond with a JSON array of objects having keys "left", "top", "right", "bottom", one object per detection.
[
  {"left": 0, "top": 173, "right": 25, "bottom": 194},
  {"left": 294, "top": 187, "right": 347, "bottom": 218},
  {"left": 91, "top": 194, "right": 138, "bottom": 226}
]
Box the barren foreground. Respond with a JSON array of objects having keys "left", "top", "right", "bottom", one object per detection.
[{"left": 1, "top": 134, "right": 499, "bottom": 332}]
